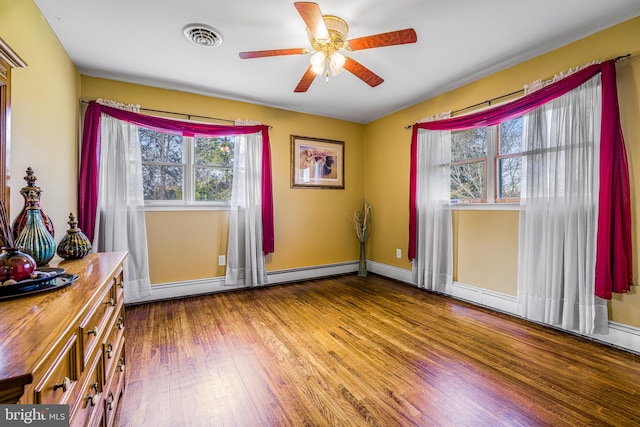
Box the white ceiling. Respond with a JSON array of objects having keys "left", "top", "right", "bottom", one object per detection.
[{"left": 33, "top": 0, "right": 640, "bottom": 124}]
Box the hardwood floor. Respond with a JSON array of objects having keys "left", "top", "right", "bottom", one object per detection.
[{"left": 114, "top": 274, "right": 640, "bottom": 426}]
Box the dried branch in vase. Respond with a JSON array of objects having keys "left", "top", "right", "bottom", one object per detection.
[
  {"left": 0, "top": 200, "right": 15, "bottom": 248},
  {"left": 352, "top": 202, "right": 372, "bottom": 243}
]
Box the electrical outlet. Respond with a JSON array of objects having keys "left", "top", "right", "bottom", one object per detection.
[
  {"left": 218, "top": 255, "right": 226, "bottom": 266},
  {"left": 396, "top": 248, "right": 402, "bottom": 259}
]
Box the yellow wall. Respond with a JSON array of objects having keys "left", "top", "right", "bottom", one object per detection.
[
  {"left": 145, "top": 211, "right": 229, "bottom": 283},
  {"left": 80, "top": 77, "right": 366, "bottom": 284},
  {"left": 454, "top": 210, "right": 519, "bottom": 295},
  {"left": 0, "top": 0, "right": 80, "bottom": 237},
  {"left": 365, "top": 16, "right": 640, "bottom": 326}
]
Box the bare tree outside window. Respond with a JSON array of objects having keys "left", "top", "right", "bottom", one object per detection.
[
  {"left": 497, "top": 117, "right": 522, "bottom": 201},
  {"left": 139, "top": 128, "right": 236, "bottom": 204},
  {"left": 194, "top": 136, "right": 234, "bottom": 201},
  {"left": 140, "top": 128, "right": 184, "bottom": 200},
  {"left": 451, "top": 128, "right": 487, "bottom": 202},
  {"left": 449, "top": 118, "right": 522, "bottom": 204}
]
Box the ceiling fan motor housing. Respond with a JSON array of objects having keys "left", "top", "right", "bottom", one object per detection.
[{"left": 308, "top": 15, "right": 348, "bottom": 52}]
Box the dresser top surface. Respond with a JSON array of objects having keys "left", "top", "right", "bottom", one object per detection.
[{"left": 0, "top": 251, "right": 127, "bottom": 389}]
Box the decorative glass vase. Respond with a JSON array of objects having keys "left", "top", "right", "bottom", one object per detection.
[
  {"left": 358, "top": 240, "right": 367, "bottom": 277},
  {"left": 15, "top": 192, "right": 56, "bottom": 267},
  {"left": 57, "top": 213, "right": 92, "bottom": 260},
  {"left": 12, "top": 167, "right": 55, "bottom": 240},
  {"left": 0, "top": 247, "right": 37, "bottom": 282}
]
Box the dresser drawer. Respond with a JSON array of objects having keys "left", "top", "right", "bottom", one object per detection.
[
  {"left": 113, "top": 267, "right": 125, "bottom": 304},
  {"left": 79, "top": 282, "right": 116, "bottom": 368},
  {"left": 103, "top": 301, "right": 125, "bottom": 383},
  {"left": 34, "top": 334, "right": 79, "bottom": 405},
  {"left": 104, "top": 342, "right": 125, "bottom": 427},
  {"left": 71, "top": 351, "right": 104, "bottom": 427}
]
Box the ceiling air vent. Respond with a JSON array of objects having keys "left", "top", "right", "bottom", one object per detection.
[{"left": 182, "top": 24, "right": 223, "bottom": 47}]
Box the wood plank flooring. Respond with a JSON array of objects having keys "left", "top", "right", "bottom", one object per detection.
[{"left": 114, "top": 274, "right": 640, "bottom": 426}]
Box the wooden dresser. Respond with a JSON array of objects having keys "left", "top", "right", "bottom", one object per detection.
[{"left": 0, "top": 251, "right": 128, "bottom": 427}]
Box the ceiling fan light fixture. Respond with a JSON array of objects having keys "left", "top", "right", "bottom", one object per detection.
[
  {"left": 329, "top": 51, "right": 345, "bottom": 70},
  {"left": 310, "top": 50, "right": 326, "bottom": 74}
]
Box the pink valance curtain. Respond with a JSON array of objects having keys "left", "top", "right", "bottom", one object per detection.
[
  {"left": 408, "top": 59, "right": 631, "bottom": 299},
  {"left": 79, "top": 101, "right": 275, "bottom": 254}
]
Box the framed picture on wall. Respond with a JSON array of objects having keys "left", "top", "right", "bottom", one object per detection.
[{"left": 290, "top": 135, "right": 344, "bottom": 189}]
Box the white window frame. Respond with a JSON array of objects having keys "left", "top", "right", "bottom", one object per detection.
[
  {"left": 451, "top": 123, "right": 521, "bottom": 210},
  {"left": 142, "top": 133, "right": 234, "bottom": 210}
]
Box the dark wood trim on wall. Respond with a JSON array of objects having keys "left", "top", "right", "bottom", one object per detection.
[{"left": 0, "top": 37, "right": 27, "bottom": 215}]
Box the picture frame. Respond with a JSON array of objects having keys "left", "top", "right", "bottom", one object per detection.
[{"left": 291, "top": 135, "right": 344, "bottom": 189}]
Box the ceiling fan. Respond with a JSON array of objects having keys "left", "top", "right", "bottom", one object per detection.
[{"left": 239, "top": 2, "right": 417, "bottom": 92}]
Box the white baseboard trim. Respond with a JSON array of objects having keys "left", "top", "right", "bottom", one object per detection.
[
  {"left": 447, "top": 281, "right": 640, "bottom": 354},
  {"left": 367, "top": 260, "right": 413, "bottom": 284},
  {"left": 450, "top": 281, "right": 518, "bottom": 315},
  {"left": 130, "top": 261, "right": 359, "bottom": 304},
  {"left": 267, "top": 261, "right": 358, "bottom": 284},
  {"left": 594, "top": 321, "right": 640, "bottom": 354},
  {"left": 132, "top": 276, "right": 241, "bottom": 304}
]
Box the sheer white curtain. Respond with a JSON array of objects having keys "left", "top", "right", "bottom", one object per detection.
[
  {"left": 225, "top": 120, "right": 267, "bottom": 287},
  {"left": 413, "top": 119, "right": 453, "bottom": 293},
  {"left": 517, "top": 75, "right": 608, "bottom": 334},
  {"left": 93, "top": 100, "right": 152, "bottom": 302}
]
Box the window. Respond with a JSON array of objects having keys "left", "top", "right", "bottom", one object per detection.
[
  {"left": 139, "top": 127, "right": 235, "bottom": 205},
  {"left": 450, "top": 117, "right": 522, "bottom": 204},
  {"left": 496, "top": 118, "right": 522, "bottom": 202}
]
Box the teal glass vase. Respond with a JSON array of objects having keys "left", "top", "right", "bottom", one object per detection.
[{"left": 15, "top": 192, "right": 56, "bottom": 267}]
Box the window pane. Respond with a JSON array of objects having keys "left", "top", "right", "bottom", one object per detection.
[
  {"left": 142, "top": 164, "right": 184, "bottom": 200},
  {"left": 139, "top": 128, "right": 183, "bottom": 163},
  {"left": 497, "top": 157, "right": 521, "bottom": 200},
  {"left": 451, "top": 128, "right": 487, "bottom": 162},
  {"left": 195, "top": 166, "right": 233, "bottom": 201},
  {"left": 499, "top": 117, "right": 522, "bottom": 155},
  {"left": 451, "top": 161, "right": 485, "bottom": 202},
  {"left": 195, "top": 136, "right": 234, "bottom": 167}
]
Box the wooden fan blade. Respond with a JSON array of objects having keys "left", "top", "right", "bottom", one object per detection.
[
  {"left": 294, "top": 2, "right": 329, "bottom": 40},
  {"left": 294, "top": 66, "right": 317, "bottom": 92},
  {"left": 239, "top": 48, "right": 308, "bottom": 59},
  {"left": 346, "top": 28, "right": 417, "bottom": 51},
  {"left": 343, "top": 58, "right": 384, "bottom": 87}
]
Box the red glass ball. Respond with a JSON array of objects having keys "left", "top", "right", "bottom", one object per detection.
[{"left": 0, "top": 247, "right": 37, "bottom": 282}]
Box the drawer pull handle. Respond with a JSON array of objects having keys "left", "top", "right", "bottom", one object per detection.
[
  {"left": 53, "top": 376, "right": 71, "bottom": 393},
  {"left": 117, "top": 280, "right": 124, "bottom": 289},
  {"left": 87, "top": 326, "right": 99, "bottom": 336},
  {"left": 106, "top": 342, "right": 113, "bottom": 359},
  {"left": 107, "top": 392, "right": 115, "bottom": 411},
  {"left": 116, "top": 316, "right": 124, "bottom": 330},
  {"left": 105, "top": 297, "right": 115, "bottom": 307},
  {"left": 86, "top": 392, "right": 100, "bottom": 407},
  {"left": 118, "top": 357, "right": 125, "bottom": 372},
  {"left": 86, "top": 382, "right": 100, "bottom": 407}
]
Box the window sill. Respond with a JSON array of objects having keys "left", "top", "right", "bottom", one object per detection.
[
  {"left": 144, "top": 204, "right": 230, "bottom": 212},
  {"left": 451, "top": 203, "right": 522, "bottom": 211}
]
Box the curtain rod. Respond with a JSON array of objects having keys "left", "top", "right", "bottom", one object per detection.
[
  {"left": 80, "top": 99, "right": 271, "bottom": 127},
  {"left": 404, "top": 53, "right": 634, "bottom": 130}
]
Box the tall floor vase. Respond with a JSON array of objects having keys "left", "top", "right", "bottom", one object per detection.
[{"left": 358, "top": 240, "right": 367, "bottom": 277}]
